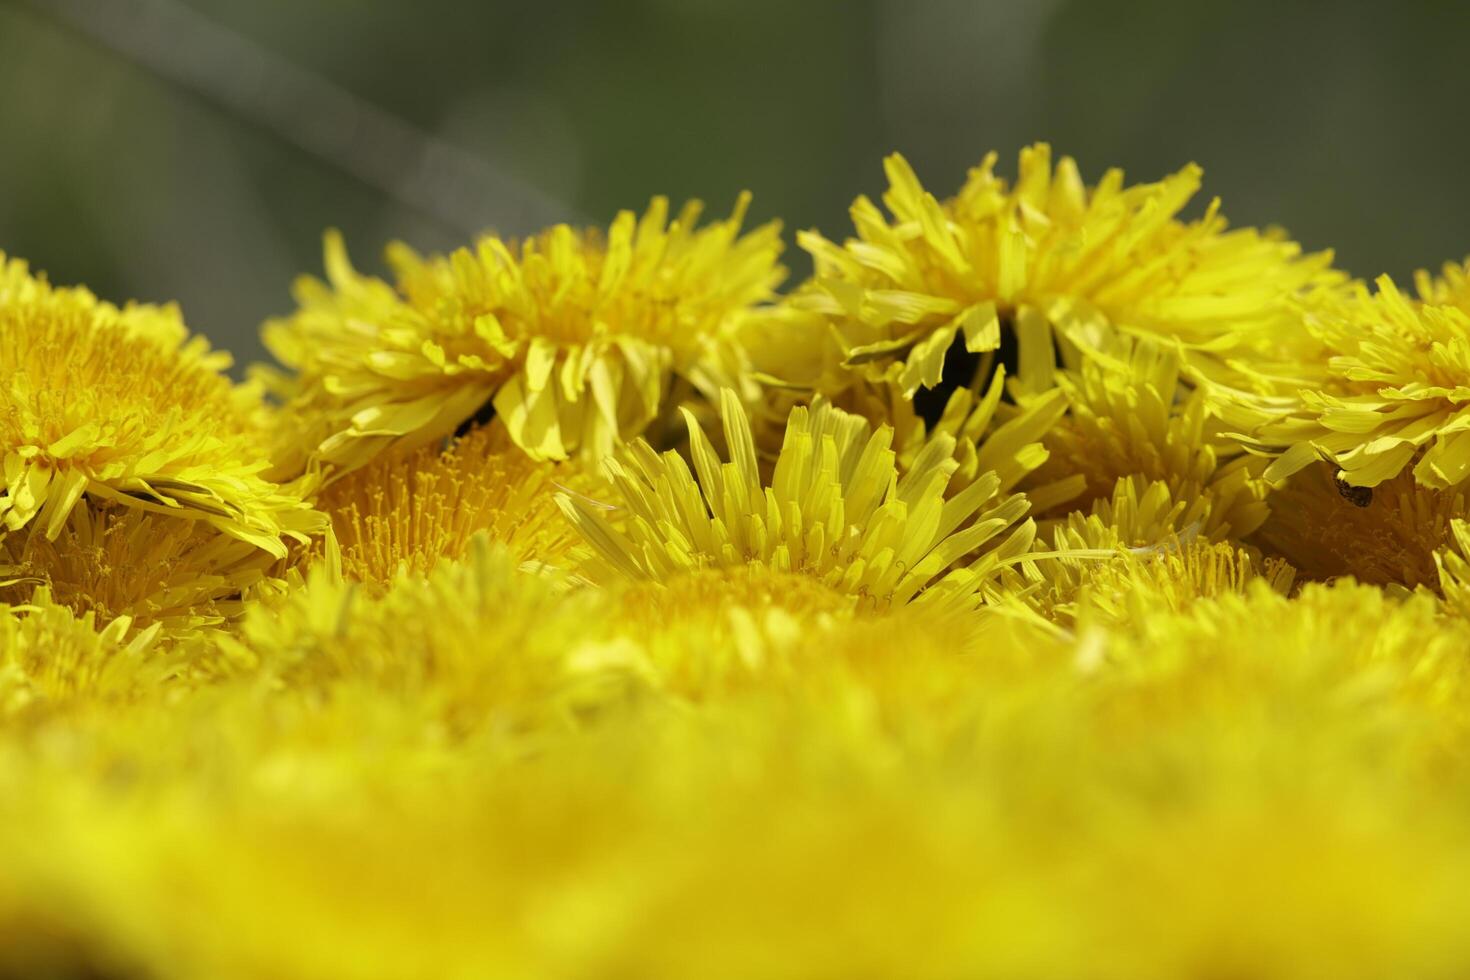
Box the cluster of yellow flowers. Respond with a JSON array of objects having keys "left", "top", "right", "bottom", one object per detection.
[{"left": 5, "top": 145, "right": 1470, "bottom": 978}]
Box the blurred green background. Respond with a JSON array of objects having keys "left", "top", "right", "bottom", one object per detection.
[{"left": 2, "top": 0, "right": 1466, "bottom": 370}]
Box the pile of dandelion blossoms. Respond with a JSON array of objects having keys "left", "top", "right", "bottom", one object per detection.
[{"left": 7, "top": 145, "right": 1470, "bottom": 979}]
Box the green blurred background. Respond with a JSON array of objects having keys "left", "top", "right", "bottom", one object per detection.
[{"left": 2, "top": 0, "right": 1466, "bottom": 371}]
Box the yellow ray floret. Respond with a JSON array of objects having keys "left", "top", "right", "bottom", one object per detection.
[
  {"left": 0, "top": 502, "right": 277, "bottom": 639},
  {"left": 559, "top": 390, "right": 1038, "bottom": 611},
  {"left": 264, "top": 196, "right": 785, "bottom": 473},
  {"left": 0, "top": 587, "right": 167, "bottom": 725},
  {"left": 1416, "top": 256, "right": 1470, "bottom": 313},
  {"left": 315, "top": 422, "right": 592, "bottom": 588},
  {"left": 1027, "top": 474, "right": 1284, "bottom": 622},
  {"left": 1256, "top": 276, "right": 1470, "bottom": 490},
  {"left": 880, "top": 366, "right": 1076, "bottom": 504},
  {"left": 790, "top": 143, "right": 1338, "bottom": 398},
  {"left": 0, "top": 254, "right": 320, "bottom": 557},
  {"left": 1074, "top": 539, "right": 1295, "bottom": 628},
  {"left": 1435, "top": 518, "right": 1470, "bottom": 617},
  {"left": 217, "top": 537, "right": 652, "bottom": 736},
  {"left": 1026, "top": 339, "right": 1270, "bottom": 538},
  {"left": 758, "top": 365, "right": 1076, "bottom": 509}
]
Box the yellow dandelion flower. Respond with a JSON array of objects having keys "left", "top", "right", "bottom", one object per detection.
[
  {"left": 757, "top": 365, "right": 1075, "bottom": 507},
  {"left": 1050, "top": 476, "right": 1228, "bottom": 555},
  {"left": 1026, "top": 339, "right": 1270, "bottom": 537},
  {"left": 610, "top": 566, "right": 855, "bottom": 632},
  {"left": 1253, "top": 461, "right": 1466, "bottom": 590},
  {"left": 1106, "top": 579, "right": 1470, "bottom": 740},
  {"left": 0, "top": 254, "right": 320, "bottom": 557},
  {"left": 606, "top": 578, "right": 1038, "bottom": 708},
  {"left": 1029, "top": 475, "right": 1266, "bottom": 619},
  {"left": 0, "top": 587, "right": 166, "bottom": 723},
  {"left": 1257, "top": 276, "right": 1470, "bottom": 490},
  {"left": 1415, "top": 256, "right": 1470, "bottom": 313},
  {"left": 740, "top": 301, "right": 849, "bottom": 399},
  {"left": 790, "top": 143, "right": 1338, "bottom": 399},
  {"left": 314, "top": 422, "right": 591, "bottom": 588},
  {"left": 879, "top": 367, "right": 1075, "bottom": 504},
  {"left": 0, "top": 501, "right": 276, "bottom": 638},
  {"left": 558, "top": 390, "right": 1038, "bottom": 612},
  {"left": 1072, "top": 540, "right": 1296, "bottom": 627},
  {"left": 603, "top": 574, "right": 852, "bottom": 700},
  {"left": 219, "top": 536, "right": 653, "bottom": 733},
  {"left": 1434, "top": 518, "right": 1470, "bottom": 616},
  {"left": 264, "top": 196, "right": 785, "bottom": 473}
]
